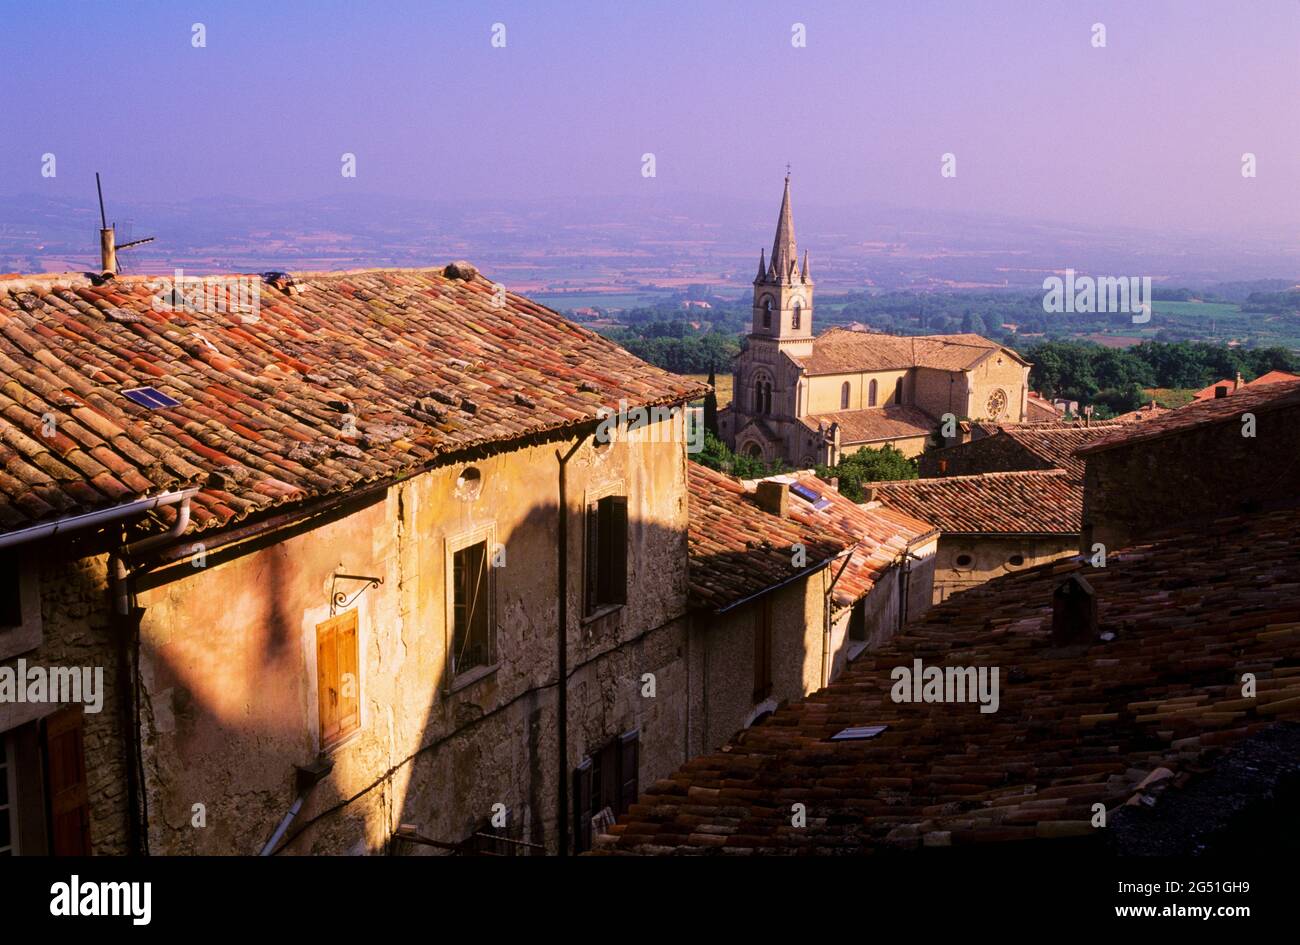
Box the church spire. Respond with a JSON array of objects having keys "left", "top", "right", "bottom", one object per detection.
[
  {"left": 800, "top": 249, "right": 811, "bottom": 283},
  {"left": 757, "top": 247, "right": 767, "bottom": 281},
  {"left": 768, "top": 172, "right": 797, "bottom": 283}
]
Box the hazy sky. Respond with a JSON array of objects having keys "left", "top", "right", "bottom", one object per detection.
[{"left": 1, "top": 0, "right": 1296, "bottom": 235}]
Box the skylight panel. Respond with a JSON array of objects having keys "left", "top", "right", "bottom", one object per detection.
[
  {"left": 122, "top": 386, "right": 182, "bottom": 409},
  {"left": 830, "top": 725, "right": 888, "bottom": 741}
]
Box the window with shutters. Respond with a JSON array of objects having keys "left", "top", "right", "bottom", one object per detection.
[
  {"left": 753, "top": 598, "right": 773, "bottom": 702},
  {"left": 444, "top": 525, "right": 498, "bottom": 689},
  {"left": 316, "top": 610, "right": 361, "bottom": 751},
  {"left": 584, "top": 493, "right": 628, "bottom": 616},
  {"left": 572, "top": 728, "right": 639, "bottom": 854},
  {"left": 42, "top": 708, "right": 91, "bottom": 855}
]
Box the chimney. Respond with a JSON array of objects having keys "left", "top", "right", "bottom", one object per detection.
[
  {"left": 755, "top": 480, "right": 789, "bottom": 518},
  {"left": 1234, "top": 372, "right": 1243, "bottom": 391},
  {"left": 1052, "top": 575, "right": 1097, "bottom": 644},
  {"left": 99, "top": 225, "right": 116, "bottom": 275},
  {"left": 1214, "top": 385, "right": 1229, "bottom": 399},
  {"left": 861, "top": 486, "right": 876, "bottom": 503}
]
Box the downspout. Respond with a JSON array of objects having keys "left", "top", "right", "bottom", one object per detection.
[
  {"left": 554, "top": 434, "right": 588, "bottom": 856},
  {"left": 821, "top": 548, "right": 855, "bottom": 687},
  {"left": 105, "top": 487, "right": 200, "bottom": 856}
]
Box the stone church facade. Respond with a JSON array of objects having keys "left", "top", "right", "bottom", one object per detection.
[{"left": 718, "top": 177, "right": 1031, "bottom": 467}]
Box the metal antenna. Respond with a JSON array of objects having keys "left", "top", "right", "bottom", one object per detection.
[{"left": 96, "top": 172, "right": 108, "bottom": 229}]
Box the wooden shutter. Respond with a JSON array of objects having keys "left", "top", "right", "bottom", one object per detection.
[
  {"left": 573, "top": 759, "right": 593, "bottom": 853},
  {"left": 317, "top": 611, "right": 360, "bottom": 748},
  {"left": 43, "top": 707, "right": 91, "bottom": 855},
  {"left": 609, "top": 496, "right": 628, "bottom": 605},
  {"left": 618, "top": 730, "right": 639, "bottom": 815},
  {"left": 336, "top": 610, "right": 360, "bottom": 740},
  {"left": 585, "top": 500, "right": 601, "bottom": 614},
  {"left": 598, "top": 740, "right": 619, "bottom": 813}
]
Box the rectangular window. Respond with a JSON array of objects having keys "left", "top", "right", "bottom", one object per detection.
[
  {"left": 753, "top": 599, "right": 773, "bottom": 702},
  {"left": 0, "top": 552, "right": 21, "bottom": 628},
  {"left": 572, "top": 729, "right": 639, "bottom": 854},
  {"left": 316, "top": 610, "right": 361, "bottom": 750},
  {"left": 452, "top": 541, "right": 492, "bottom": 676},
  {"left": 585, "top": 495, "right": 628, "bottom": 615}
]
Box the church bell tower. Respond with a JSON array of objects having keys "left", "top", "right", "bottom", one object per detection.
[{"left": 751, "top": 173, "right": 814, "bottom": 355}]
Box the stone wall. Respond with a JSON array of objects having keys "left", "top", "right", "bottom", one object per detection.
[
  {"left": 1081, "top": 403, "right": 1300, "bottom": 553},
  {"left": 1, "top": 550, "right": 132, "bottom": 855}
]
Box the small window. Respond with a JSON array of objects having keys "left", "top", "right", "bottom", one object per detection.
[
  {"left": 762, "top": 298, "right": 772, "bottom": 328},
  {"left": 585, "top": 495, "right": 628, "bottom": 614},
  {"left": 955, "top": 554, "right": 974, "bottom": 568},
  {"left": 1008, "top": 554, "right": 1025, "bottom": 567},
  {"left": 841, "top": 381, "right": 851, "bottom": 410},
  {"left": 753, "top": 599, "right": 773, "bottom": 702},
  {"left": 792, "top": 302, "right": 802, "bottom": 330},
  {"left": 868, "top": 379, "right": 877, "bottom": 407},
  {"left": 452, "top": 541, "right": 493, "bottom": 675},
  {"left": 316, "top": 610, "right": 361, "bottom": 749},
  {"left": 894, "top": 377, "right": 904, "bottom": 405},
  {"left": 456, "top": 466, "right": 483, "bottom": 500},
  {"left": 0, "top": 552, "right": 22, "bottom": 628}
]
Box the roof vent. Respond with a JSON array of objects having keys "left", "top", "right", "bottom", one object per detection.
[
  {"left": 1052, "top": 574, "right": 1097, "bottom": 644},
  {"left": 122, "top": 386, "right": 181, "bottom": 409},
  {"left": 443, "top": 260, "right": 479, "bottom": 281}
]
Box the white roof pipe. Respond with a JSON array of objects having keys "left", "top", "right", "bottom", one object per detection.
[{"left": 0, "top": 488, "right": 200, "bottom": 551}]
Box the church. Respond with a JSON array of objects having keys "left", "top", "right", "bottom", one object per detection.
[{"left": 718, "top": 176, "right": 1031, "bottom": 467}]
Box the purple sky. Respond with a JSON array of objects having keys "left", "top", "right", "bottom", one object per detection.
[{"left": 1, "top": 0, "right": 1296, "bottom": 236}]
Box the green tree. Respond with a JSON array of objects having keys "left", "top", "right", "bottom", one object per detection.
[{"left": 815, "top": 446, "right": 917, "bottom": 502}]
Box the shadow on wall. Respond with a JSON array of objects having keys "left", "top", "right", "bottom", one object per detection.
[{"left": 134, "top": 494, "right": 764, "bottom": 857}]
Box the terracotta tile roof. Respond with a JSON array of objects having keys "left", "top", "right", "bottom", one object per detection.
[
  {"left": 686, "top": 464, "right": 936, "bottom": 613},
  {"left": 791, "top": 329, "right": 1026, "bottom": 376},
  {"left": 0, "top": 268, "right": 705, "bottom": 538},
  {"left": 1192, "top": 370, "right": 1300, "bottom": 401},
  {"left": 1110, "top": 401, "right": 1171, "bottom": 423},
  {"left": 1077, "top": 379, "right": 1300, "bottom": 457},
  {"left": 998, "top": 425, "right": 1131, "bottom": 479},
  {"left": 800, "top": 406, "right": 935, "bottom": 444},
  {"left": 871, "top": 470, "right": 1082, "bottom": 535},
  {"left": 686, "top": 463, "right": 845, "bottom": 611},
  {"left": 596, "top": 505, "right": 1300, "bottom": 854},
  {"left": 781, "top": 474, "right": 936, "bottom": 612}
]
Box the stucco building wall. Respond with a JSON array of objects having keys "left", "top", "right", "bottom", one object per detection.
[
  {"left": 132, "top": 415, "right": 694, "bottom": 855},
  {"left": 931, "top": 535, "right": 1078, "bottom": 604}
]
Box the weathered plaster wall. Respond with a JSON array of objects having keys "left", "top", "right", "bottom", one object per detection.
[
  {"left": 932, "top": 535, "right": 1077, "bottom": 603},
  {"left": 134, "top": 414, "right": 693, "bottom": 855},
  {"left": 0, "top": 552, "right": 131, "bottom": 855}
]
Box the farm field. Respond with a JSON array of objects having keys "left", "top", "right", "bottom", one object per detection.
[{"left": 687, "top": 372, "right": 733, "bottom": 408}]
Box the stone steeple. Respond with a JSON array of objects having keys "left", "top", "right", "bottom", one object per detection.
[
  {"left": 750, "top": 173, "right": 813, "bottom": 348},
  {"left": 768, "top": 174, "right": 798, "bottom": 283}
]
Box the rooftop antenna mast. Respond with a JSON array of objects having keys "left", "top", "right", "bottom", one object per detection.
[{"left": 95, "top": 172, "right": 154, "bottom": 275}]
